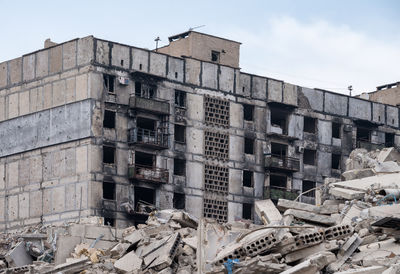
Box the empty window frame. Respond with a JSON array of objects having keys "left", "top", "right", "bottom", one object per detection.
[
  {"left": 135, "top": 81, "right": 155, "bottom": 98},
  {"left": 270, "top": 108, "right": 287, "bottom": 134},
  {"left": 243, "top": 170, "right": 254, "bottom": 187},
  {"left": 135, "top": 151, "right": 154, "bottom": 167},
  {"left": 332, "top": 122, "right": 341, "bottom": 139},
  {"left": 331, "top": 154, "right": 341, "bottom": 170},
  {"left": 173, "top": 192, "right": 185, "bottom": 209},
  {"left": 103, "top": 146, "right": 115, "bottom": 164},
  {"left": 103, "top": 74, "right": 115, "bottom": 93},
  {"left": 134, "top": 186, "right": 155, "bottom": 206},
  {"left": 269, "top": 174, "right": 287, "bottom": 189},
  {"left": 385, "top": 133, "right": 395, "bottom": 147},
  {"left": 244, "top": 138, "right": 254, "bottom": 155},
  {"left": 211, "top": 51, "right": 220, "bottom": 62},
  {"left": 302, "top": 180, "right": 316, "bottom": 198},
  {"left": 174, "top": 124, "right": 186, "bottom": 143},
  {"left": 356, "top": 127, "right": 371, "bottom": 142},
  {"left": 104, "top": 217, "right": 115, "bottom": 227},
  {"left": 242, "top": 203, "right": 253, "bottom": 220},
  {"left": 271, "top": 142, "right": 287, "bottom": 158},
  {"left": 303, "top": 117, "right": 317, "bottom": 134},
  {"left": 243, "top": 104, "right": 254, "bottom": 122},
  {"left": 303, "top": 149, "right": 316, "bottom": 165},
  {"left": 174, "top": 158, "right": 186, "bottom": 176},
  {"left": 137, "top": 117, "right": 156, "bottom": 131},
  {"left": 103, "top": 182, "right": 115, "bottom": 200},
  {"left": 175, "top": 90, "right": 186, "bottom": 107},
  {"left": 103, "top": 110, "right": 116, "bottom": 129}
]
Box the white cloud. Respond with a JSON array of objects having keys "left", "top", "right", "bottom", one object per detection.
[{"left": 226, "top": 17, "right": 400, "bottom": 95}]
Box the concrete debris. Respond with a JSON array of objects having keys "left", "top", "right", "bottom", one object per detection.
[{"left": 1, "top": 148, "right": 400, "bottom": 273}]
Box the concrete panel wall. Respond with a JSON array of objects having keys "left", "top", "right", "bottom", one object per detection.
[
  {"left": 131, "top": 48, "right": 149, "bottom": 72},
  {"left": 202, "top": 62, "right": 218, "bottom": 89},
  {"left": 185, "top": 59, "right": 201, "bottom": 86},
  {"left": 96, "top": 40, "right": 110, "bottom": 66},
  {"left": 238, "top": 73, "right": 251, "bottom": 97},
  {"left": 267, "top": 79, "right": 282, "bottom": 102},
  {"left": 111, "top": 44, "right": 130, "bottom": 70},
  {"left": 0, "top": 100, "right": 92, "bottom": 157},
  {"left": 349, "top": 98, "right": 371, "bottom": 121},
  {"left": 283, "top": 83, "right": 297, "bottom": 106},
  {"left": 318, "top": 120, "right": 332, "bottom": 145},
  {"left": 167, "top": 57, "right": 184, "bottom": 82},
  {"left": 372, "top": 103, "right": 386, "bottom": 124},
  {"left": 219, "top": 66, "right": 234, "bottom": 93},
  {"left": 252, "top": 76, "right": 266, "bottom": 100},
  {"left": 301, "top": 88, "right": 324, "bottom": 112},
  {"left": 324, "top": 92, "right": 347, "bottom": 116},
  {"left": 149, "top": 52, "right": 167, "bottom": 77},
  {"left": 387, "top": 106, "right": 399, "bottom": 127}
]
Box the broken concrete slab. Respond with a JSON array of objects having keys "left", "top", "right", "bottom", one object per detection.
[
  {"left": 281, "top": 251, "right": 336, "bottom": 274},
  {"left": 255, "top": 199, "right": 282, "bottom": 225},
  {"left": 144, "top": 232, "right": 182, "bottom": 270},
  {"left": 377, "top": 147, "right": 400, "bottom": 163},
  {"left": 327, "top": 234, "right": 362, "bottom": 272},
  {"left": 42, "top": 258, "right": 90, "bottom": 274},
  {"left": 283, "top": 209, "right": 336, "bottom": 226},
  {"left": 278, "top": 198, "right": 338, "bottom": 215},
  {"left": 333, "top": 173, "right": 400, "bottom": 192},
  {"left": 54, "top": 235, "right": 82, "bottom": 265},
  {"left": 114, "top": 251, "right": 142, "bottom": 273},
  {"left": 330, "top": 187, "right": 365, "bottom": 200},
  {"left": 334, "top": 265, "right": 386, "bottom": 274},
  {"left": 284, "top": 240, "right": 338, "bottom": 263},
  {"left": 5, "top": 241, "right": 33, "bottom": 267},
  {"left": 342, "top": 168, "right": 375, "bottom": 181},
  {"left": 124, "top": 229, "right": 147, "bottom": 244}
]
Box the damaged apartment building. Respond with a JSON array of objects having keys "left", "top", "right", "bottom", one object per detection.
[{"left": 0, "top": 31, "right": 399, "bottom": 230}]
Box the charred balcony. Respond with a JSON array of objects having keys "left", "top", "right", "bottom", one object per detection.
[
  {"left": 130, "top": 80, "right": 169, "bottom": 115},
  {"left": 265, "top": 154, "right": 300, "bottom": 172},
  {"left": 128, "top": 164, "right": 169, "bottom": 184},
  {"left": 129, "top": 128, "right": 169, "bottom": 149}
]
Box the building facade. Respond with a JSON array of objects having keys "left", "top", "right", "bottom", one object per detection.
[{"left": 0, "top": 32, "right": 399, "bottom": 230}]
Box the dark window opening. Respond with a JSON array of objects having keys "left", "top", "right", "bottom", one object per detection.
[
  {"left": 175, "top": 124, "right": 186, "bottom": 143},
  {"left": 244, "top": 138, "right": 254, "bottom": 155},
  {"left": 103, "top": 146, "right": 115, "bottom": 164},
  {"left": 104, "top": 217, "right": 115, "bottom": 227},
  {"left": 357, "top": 128, "right": 371, "bottom": 142},
  {"left": 103, "top": 182, "right": 115, "bottom": 200},
  {"left": 211, "top": 51, "right": 220, "bottom": 62},
  {"left": 134, "top": 186, "right": 155, "bottom": 207},
  {"left": 135, "top": 82, "right": 155, "bottom": 98},
  {"left": 135, "top": 151, "right": 154, "bottom": 167},
  {"left": 271, "top": 142, "right": 287, "bottom": 158},
  {"left": 242, "top": 86, "right": 245, "bottom": 92},
  {"left": 243, "top": 170, "right": 253, "bottom": 187},
  {"left": 175, "top": 72, "right": 178, "bottom": 79},
  {"left": 137, "top": 117, "right": 156, "bottom": 131},
  {"left": 120, "top": 60, "right": 124, "bottom": 66},
  {"left": 270, "top": 174, "right": 287, "bottom": 189},
  {"left": 385, "top": 133, "right": 395, "bottom": 147},
  {"left": 103, "top": 110, "right": 116, "bottom": 129},
  {"left": 270, "top": 108, "right": 288, "bottom": 134},
  {"left": 139, "top": 64, "right": 143, "bottom": 70},
  {"left": 175, "top": 90, "right": 186, "bottom": 107},
  {"left": 103, "top": 74, "right": 115, "bottom": 93},
  {"left": 243, "top": 104, "right": 254, "bottom": 121},
  {"left": 332, "top": 122, "right": 341, "bottom": 139},
  {"left": 174, "top": 158, "right": 186, "bottom": 176},
  {"left": 242, "top": 203, "right": 253, "bottom": 220},
  {"left": 302, "top": 180, "right": 316, "bottom": 198},
  {"left": 173, "top": 192, "right": 185, "bottom": 210},
  {"left": 332, "top": 154, "right": 341, "bottom": 170},
  {"left": 304, "top": 117, "right": 316, "bottom": 134},
  {"left": 303, "top": 149, "right": 316, "bottom": 165}
]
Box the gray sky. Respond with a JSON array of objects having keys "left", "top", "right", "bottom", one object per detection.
[{"left": 1, "top": 0, "right": 399, "bottom": 95}]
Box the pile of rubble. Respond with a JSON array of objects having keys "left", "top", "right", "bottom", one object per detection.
[{"left": 2, "top": 147, "right": 400, "bottom": 273}]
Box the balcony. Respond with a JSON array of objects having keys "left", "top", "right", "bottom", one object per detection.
[
  {"left": 264, "top": 186, "right": 299, "bottom": 203},
  {"left": 356, "top": 140, "right": 384, "bottom": 151},
  {"left": 128, "top": 164, "right": 169, "bottom": 184},
  {"left": 265, "top": 154, "right": 300, "bottom": 172},
  {"left": 175, "top": 106, "right": 186, "bottom": 123},
  {"left": 129, "top": 128, "right": 168, "bottom": 149},
  {"left": 129, "top": 96, "right": 169, "bottom": 115}
]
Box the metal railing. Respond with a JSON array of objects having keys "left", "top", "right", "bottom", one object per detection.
[
  {"left": 128, "top": 164, "right": 169, "bottom": 184},
  {"left": 129, "top": 128, "right": 168, "bottom": 148},
  {"left": 265, "top": 154, "right": 300, "bottom": 172},
  {"left": 264, "top": 186, "right": 299, "bottom": 202}
]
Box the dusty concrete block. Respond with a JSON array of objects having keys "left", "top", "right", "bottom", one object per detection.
[
  {"left": 7, "top": 161, "right": 19, "bottom": 188},
  {"left": 184, "top": 58, "right": 201, "bottom": 86},
  {"left": 111, "top": 44, "right": 130, "bottom": 69},
  {"left": 8, "top": 195, "right": 18, "bottom": 221},
  {"left": 78, "top": 36, "right": 94, "bottom": 66},
  {"left": 43, "top": 83, "right": 52, "bottom": 109},
  {"left": 9, "top": 58, "right": 22, "bottom": 85},
  {"left": 8, "top": 92, "right": 19, "bottom": 119},
  {"left": 342, "top": 168, "right": 374, "bottom": 181},
  {"left": 335, "top": 266, "right": 386, "bottom": 274},
  {"left": 36, "top": 50, "right": 49, "bottom": 78},
  {"left": 85, "top": 225, "right": 115, "bottom": 241},
  {"left": 132, "top": 48, "right": 149, "bottom": 72},
  {"left": 19, "top": 90, "right": 29, "bottom": 116},
  {"left": 281, "top": 251, "right": 336, "bottom": 274},
  {"left": 96, "top": 40, "right": 110, "bottom": 65},
  {"left": 0, "top": 96, "right": 5, "bottom": 121},
  {"left": 114, "top": 251, "right": 142, "bottom": 273},
  {"left": 268, "top": 79, "right": 282, "bottom": 102},
  {"left": 0, "top": 163, "right": 5, "bottom": 189},
  {"left": 55, "top": 235, "right": 82, "bottom": 264},
  {"left": 76, "top": 73, "right": 88, "bottom": 101},
  {"left": 285, "top": 240, "right": 338, "bottom": 263},
  {"left": 278, "top": 199, "right": 338, "bottom": 215},
  {"left": 327, "top": 234, "right": 362, "bottom": 272},
  {"left": 18, "top": 192, "right": 29, "bottom": 219},
  {"left": 49, "top": 45, "right": 62, "bottom": 74},
  {"left": 283, "top": 83, "right": 297, "bottom": 106},
  {"left": 52, "top": 186, "right": 65, "bottom": 212},
  {"left": 5, "top": 241, "right": 33, "bottom": 267},
  {"left": 284, "top": 209, "right": 336, "bottom": 226},
  {"left": 202, "top": 62, "right": 218, "bottom": 89},
  {"left": 255, "top": 199, "right": 282, "bottom": 225},
  {"left": 330, "top": 187, "right": 365, "bottom": 200},
  {"left": 63, "top": 40, "right": 77, "bottom": 70},
  {"left": 23, "top": 54, "right": 35, "bottom": 81},
  {"left": 76, "top": 145, "right": 88, "bottom": 174},
  {"left": 110, "top": 242, "right": 130, "bottom": 258},
  {"left": 149, "top": 52, "right": 167, "bottom": 77},
  {"left": 52, "top": 79, "right": 66, "bottom": 106},
  {"left": 29, "top": 191, "right": 43, "bottom": 217},
  {"left": 0, "top": 61, "right": 7, "bottom": 87}
]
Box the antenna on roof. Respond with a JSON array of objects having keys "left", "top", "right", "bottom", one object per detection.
[
  {"left": 154, "top": 36, "right": 161, "bottom": 51},
  {"left": 189, "top": 25, "right": 206, "bottom": 31},
  {"left": 348, "top": 85, "right": 353, "bottom": 96}
]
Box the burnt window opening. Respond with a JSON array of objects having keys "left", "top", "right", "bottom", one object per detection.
[
  {"left": 103, "top": 74, "right": 115, "bottom": 93},
  {"left": 385, "top": 133, "right": 395, "bottom": 147},
  {"left": 173, "top": 192, "right": 185, "bottom": 210},
  {"left": 271, "top": 142, "right": 287, "bottom": 158},
  {"left": 135, "top": 81, "right": 155, "bottom": 98},
  {"left": 103, "top": 182, "right": 115, "bottom": 200},
  {"left": 357, "top": 128, "right": 371, "bottom": 142},
  {"left": 175, "top": 90, "right": 186, "bottom": 107},
  {"left": 242, "top": 86, "right": 245, "bottom": 92},
  {"left": 120, "top": 60, "right": 124, "bottom": 66},
  {"left": 244, "top": 138, "right": 254, "bottom": 155},
  {"left": 175, "top": 124, "right": 186, "bottom": 143},
  {"left": 332, "top": 154, "right": 341, "bottom": 170},
  {"left": 243, "top": 170, "right": 254, "bottom": 187},
  {"left": 243, "top": 104, "right": 254, "bottom": 122},
  {"left": 134, "top": 186, "right": 155, "bottom": 207},
  {"left": 175, "top": 72, "right": 178, "bottom": 79},
  {"left": 103, "top": 146, "right": 115, "bottom": 164},
  {"left": 270, "top": 109, "right": 288, "bottom": 134},
  {"left": 174, "top": 158, "right": 186, "bottom": 176},
  {"left": 103, "top": 110, "right": 116, "bottom": 129},
  {"left": 137, "top": 117, "right": 156, "bottom": 131},
  {"left": 242, "top": 203, "right": 253, "bottom": 220},
  {"left": 270, "top": 174, "right": 287, "bottom": 189},
  {"left": 332, "top": 122, "right": 341, "bottom": 139},
  {"left": 211, "top": 51, "right": 220, "bottom": 62},
  {"left": 139, "top": 64, "right": 143, "bottom": 70},
  {"left": 135, "top": 151, "right": 154, "bottom": 167},
  {"left": 104, "top": 217, "right": 115, "bottom": 227},
  {"left": 304, "top": 117, "right": 316, "bottom": 134},
  {"left": 302, "top": 180, "right": 316, "bottom": 198},
  {"left": 303, "top": 149, "right": 316, "bottom": 165}
]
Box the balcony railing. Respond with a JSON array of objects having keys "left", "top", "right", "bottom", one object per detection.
[
  {"left": 129, "top": 96, "right": 169, "bottom": 115},
  {"left": 175, "top": 106, "right": 186, "bottom": 123},
  {"left": 128, "top": 164, "right": 169, "bottom": 184},
  {"left": 356, "top": 139, "right": 384, "bottom": 151},
  {"left": 129, "top": 128, "right": 168, "bottom": 149},
  {"left": 264, "top": 186, "right": 299, "bottom": 202},
  {"left": 265, "top": 154, "right": 300, "bottom": 172}
]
